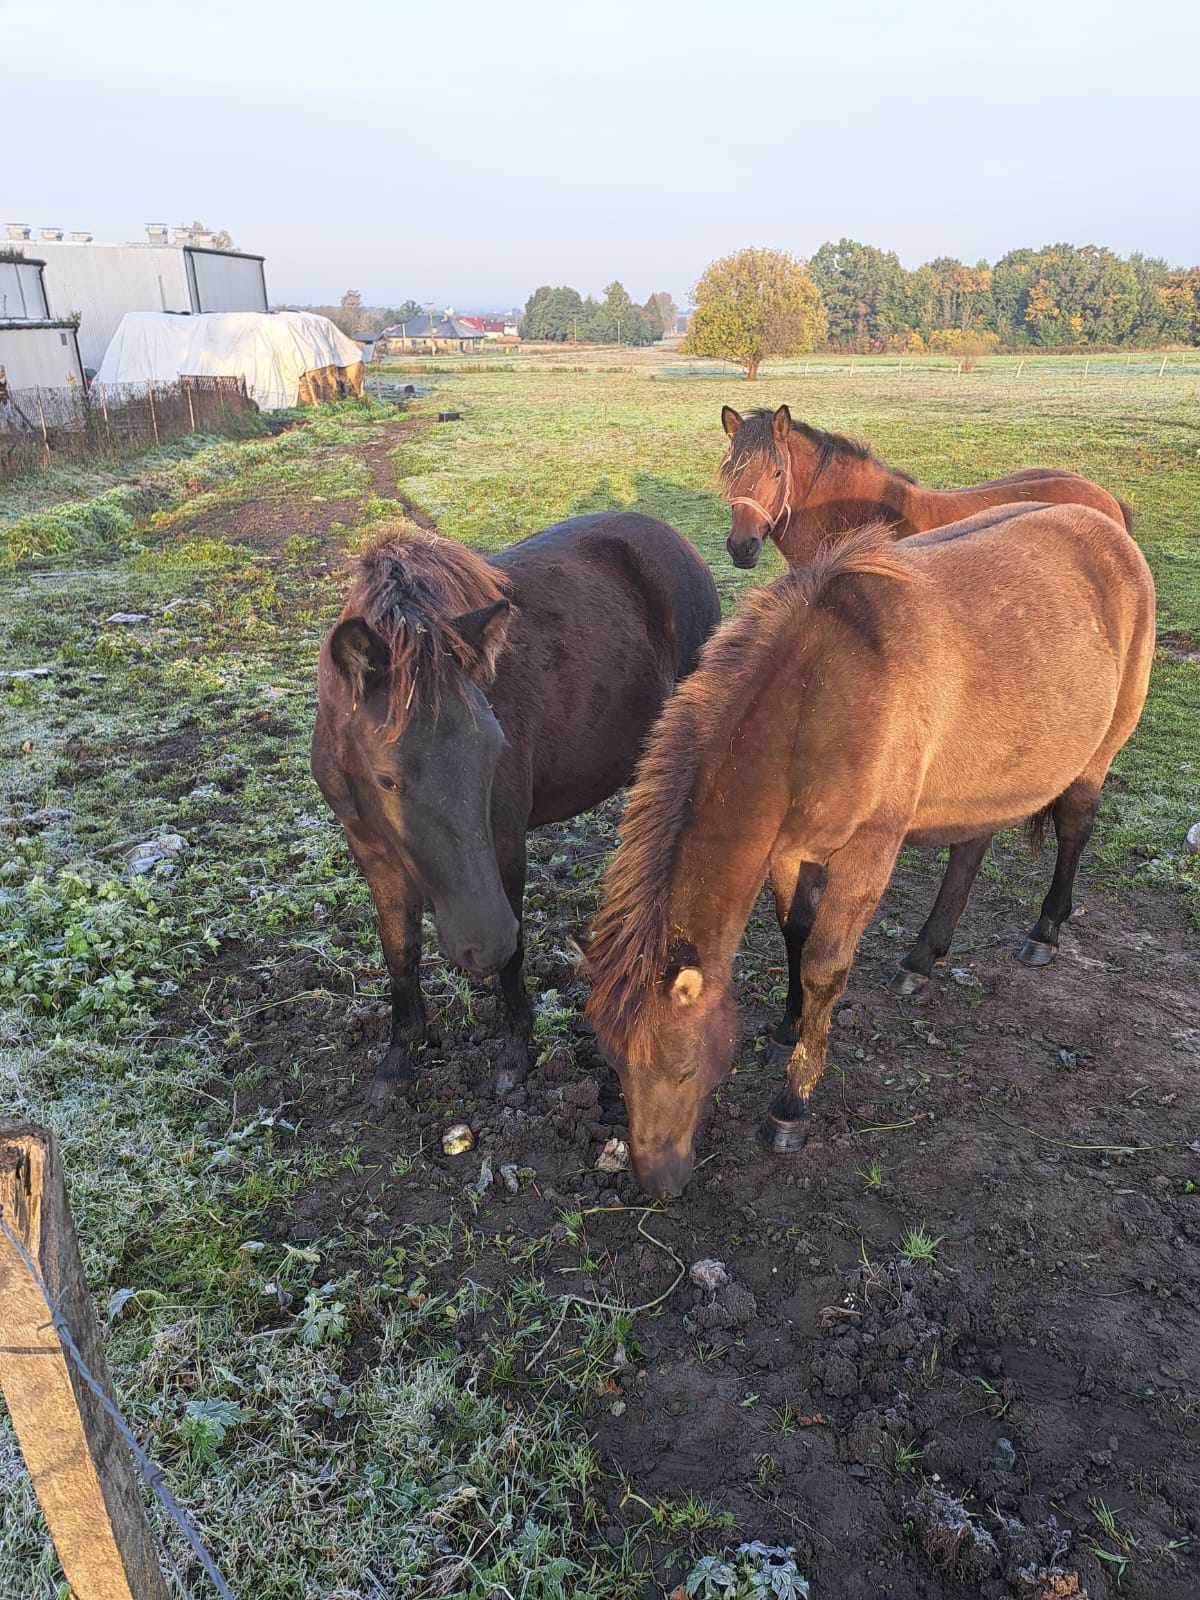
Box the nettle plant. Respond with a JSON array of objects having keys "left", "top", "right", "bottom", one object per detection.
[{"left": 685, "top": 1542, "right": 811, "bottom": 1600}]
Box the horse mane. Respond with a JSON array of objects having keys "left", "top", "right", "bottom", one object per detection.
[
  {"left": 586, "top": 524, "right": 914, "bottom": 1063},
  {"left": 720, "top": 409, "right": 917, "bottom": 491},
  {"left": 337, "top": 529, "right": 511, "bottom": 736}
]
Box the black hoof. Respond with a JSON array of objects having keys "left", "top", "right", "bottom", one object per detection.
[
  {"left": 1015, "top": 938, "right": 1057, "bottom": 968},
  {"left": 763, "top": 1031, "right": 798, "bottom": 1065},
  {"left": 759, "top": 1111, "right": 811, "bottom": 1154},
  {"left": 889, "top": 966, "right": 929, "bottom": 996}
]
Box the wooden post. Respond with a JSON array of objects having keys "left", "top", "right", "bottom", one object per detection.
[
  {"left": 1159, "top": 352, "right": 1168, "bottom": 377},
  {"left": 186, "top": 383, "right": 196, "bottom": 433},
  {"left": 1016, "top": 359, "right": 1024, "bottom": 378},
  {"left": 35, "top": 390, "right": 50, "bottom": 469},
  {"left": 0, "top": 1126, "right": 171, "bottom": 1600},
  {"left": 147, "top": 385, "right": 160, "bottom": 444}
]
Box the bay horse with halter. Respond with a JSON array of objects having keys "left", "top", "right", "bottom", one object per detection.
[
  {"left": 312, "top": 513, "right": 719, "bottom": 1103},
  {"left": 720, "top": 404, "right": 1134, "bottom": 570},
  {"left": 587, "top": 504, "right": 1154, "bottom": 1198}
]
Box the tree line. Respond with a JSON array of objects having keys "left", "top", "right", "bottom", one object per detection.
[
  {"left": 520, "top": 282, "right": 678, "bottom": 345},
  {"left": 799, "top": 239, "right": 1200, "bottom": 352}
]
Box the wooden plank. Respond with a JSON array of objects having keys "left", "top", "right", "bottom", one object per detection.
[{"left": 0, "top": 1124, "right": 171, "bottom": 1600}]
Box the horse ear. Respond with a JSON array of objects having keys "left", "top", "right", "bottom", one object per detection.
[
  {"left": 452, "top": 599, "right": 512, "bottom": 680},
  {"left": 721, "top": 405, "right": 743, "bottom": 439},
  {"left": 670, "top": 967, "right": 704, "bottom": 1008},
  {"left": 330, "top": 618, "right": 388, "bottom": 689},
  {"left": 772, "top": 404, "right": 792, "bottom": 441}
]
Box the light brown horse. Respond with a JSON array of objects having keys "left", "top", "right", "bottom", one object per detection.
[
  {"left": 720, "top": 404, "right": 1134, "bottom": 569},
  {"left": 586, "top": 505, "right": 1155, "bottom": 1198},
  {"left": 313, "top": 514, "right": 719, "bottom": 1103}
]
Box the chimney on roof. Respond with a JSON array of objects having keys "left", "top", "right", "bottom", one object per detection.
[
  {"left": 145, "top": 224, "right": 169, "bottom": 245},
  {"left": 69, "top": 230, "right": 93, "bottom": 243},
  {"left": 6, "top": 224, "right": 31, "bottom": 242},
  {"left": 40, "top": 227, "right": 64, "bottom": 241}
]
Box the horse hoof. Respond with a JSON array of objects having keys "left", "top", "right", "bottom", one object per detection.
[
  {"left": 1015, "top": 938, "right": 1057, "bottom": 968},
  {"left": 763, "top": 1032, "right": 797, "bottom": 1065},
  {"left": 494, "top": 1065, "right": 527, "bottom": 1096},
  {"left": 889, "top": 967, "right": 929, "bottom": 996},
  {"left": 759, "top": 1112, "right": 810, "bottom": 1154}
]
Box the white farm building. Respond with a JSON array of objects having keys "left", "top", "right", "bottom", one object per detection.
[
  {"left": 5, "top": 224, "right": 269, "bottom": 371},
  {"left": 0, "top": 253, "right": 85, "bottom": 392}
]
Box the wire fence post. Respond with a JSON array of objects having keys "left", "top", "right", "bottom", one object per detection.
[
  {"left": 0, "top": 1125, "right": 173, "bottom": 1600},
  {"left": 1159, "top": 352, "right": 1168, "bottom": 377},
  {"left": 148, "top": 385, "right": 160, "bottom": 444},
  {"left": 186, "top": 382, "right": 196, "bottom": 433}
]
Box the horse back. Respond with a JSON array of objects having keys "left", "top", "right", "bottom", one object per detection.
[{"left": 490, "top": 512, "right": 720, "bottom": 824}]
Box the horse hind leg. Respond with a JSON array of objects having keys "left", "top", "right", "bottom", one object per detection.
[
  {"left": 1016, "top": 782, "right": 1100, "bottom": 967},
  {"left": 891, "top": 835, "right": 992, "bottom": 995}
]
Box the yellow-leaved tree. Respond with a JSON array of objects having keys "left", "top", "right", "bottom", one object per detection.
[{"left": 684, "top": 248, "right": 827, "bottom": 380}]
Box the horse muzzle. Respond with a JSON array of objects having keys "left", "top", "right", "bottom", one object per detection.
[{"left": 727, "top": 533, "right": 764, "bottom": 570}]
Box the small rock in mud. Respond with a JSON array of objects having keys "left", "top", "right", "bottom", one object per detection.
[
  {"left": 596, "top": 1138, "right": 629, "bottom": 1173},
  {"left": 126, "top": 833, "right": 187, "bottom": 875},
  {"left": 992, "top": 1436, "right": 1017, "bottom": 1472},
  {"left": 690, "top": 1258, "right": 730, "bottom": 1293},
  {"left": 106, "top": 612, "right": 149, "bottom": 625},
  {"left": 499, "top": 1163, "right": 521, "bottom": 1193},
  {"left": 441, "top": 1123, "right": 475, "bottom": 1156},
  {"left": 1187, "top": 821, "right": 1200, "bottom": 854}
]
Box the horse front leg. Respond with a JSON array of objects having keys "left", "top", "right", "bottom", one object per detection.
[
  {"left": 493, "top": 833, "right": 534, "bottom": 1095},
  {"left": 763, "top": 835, "right": 900, "bottom": 1153},
  {"left": 355, "top": 848, "right": 427, "bottom": 1106}
]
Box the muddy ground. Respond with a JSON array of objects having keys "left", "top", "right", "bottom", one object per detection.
[
  {"left": 77, "top": 408, "right": 1196, "bottom": 1597},
  {"left": 201, "top": 786, "right": 1199, "bottom": 1600}
]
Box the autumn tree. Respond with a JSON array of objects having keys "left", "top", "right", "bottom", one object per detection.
[{"left": 684, "top": 248, "right": 826, "bottom": 380}]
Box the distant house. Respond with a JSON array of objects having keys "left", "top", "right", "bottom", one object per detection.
[
  {"left": 5, "top": 223, "right": 269, "bottom": 370},
  {"left": 0, "top": 252, "right": 86, "bottom": 392},
  {"left": 376, "top": 311, "right": 487, "bottom": 355}
]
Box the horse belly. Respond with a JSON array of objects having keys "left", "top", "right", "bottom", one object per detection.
[{"left": 911, "top": 663, "right": 1121, "bottom": 839}]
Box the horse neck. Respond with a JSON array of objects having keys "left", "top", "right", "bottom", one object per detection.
[{"left": 778, "top": 442, "right": 916, "bottom": 557}]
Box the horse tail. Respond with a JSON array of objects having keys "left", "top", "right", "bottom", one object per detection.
[
  {"left": 1116, "top": 499, "right": 1135, "bottom": 534},
  {"left": 1027, "top": 803, "right": 1055, "bottom": 855}
]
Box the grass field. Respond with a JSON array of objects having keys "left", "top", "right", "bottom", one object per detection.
[{"left": 1, "top": 356, "right": 1197, "bottom": 1599}]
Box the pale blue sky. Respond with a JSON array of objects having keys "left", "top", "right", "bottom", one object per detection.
[{"left": 10, "top": 0, "right": 1199, "bottom": 309}]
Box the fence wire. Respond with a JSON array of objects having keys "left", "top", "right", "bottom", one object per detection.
[
  {"left": 0, "top": 375, "right": 254, "bottom": 483},
  {"left": 0, "top": 1205, "right": 236, "bottom": 1600}
]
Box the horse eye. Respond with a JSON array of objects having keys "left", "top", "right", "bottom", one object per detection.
[{"left": 376, "top": 775, "right": 400, "bottom": 793}]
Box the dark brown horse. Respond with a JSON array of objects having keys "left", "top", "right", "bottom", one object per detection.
[
  {"left": 720, "top": 404, "right": 1134, "bottom": 569},
  {"left": 587, "top": 506, "right": 1155, "bottom": 1197},
  {"left": 313, "top": 514, "right": 719, "bottom": 1102}
]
